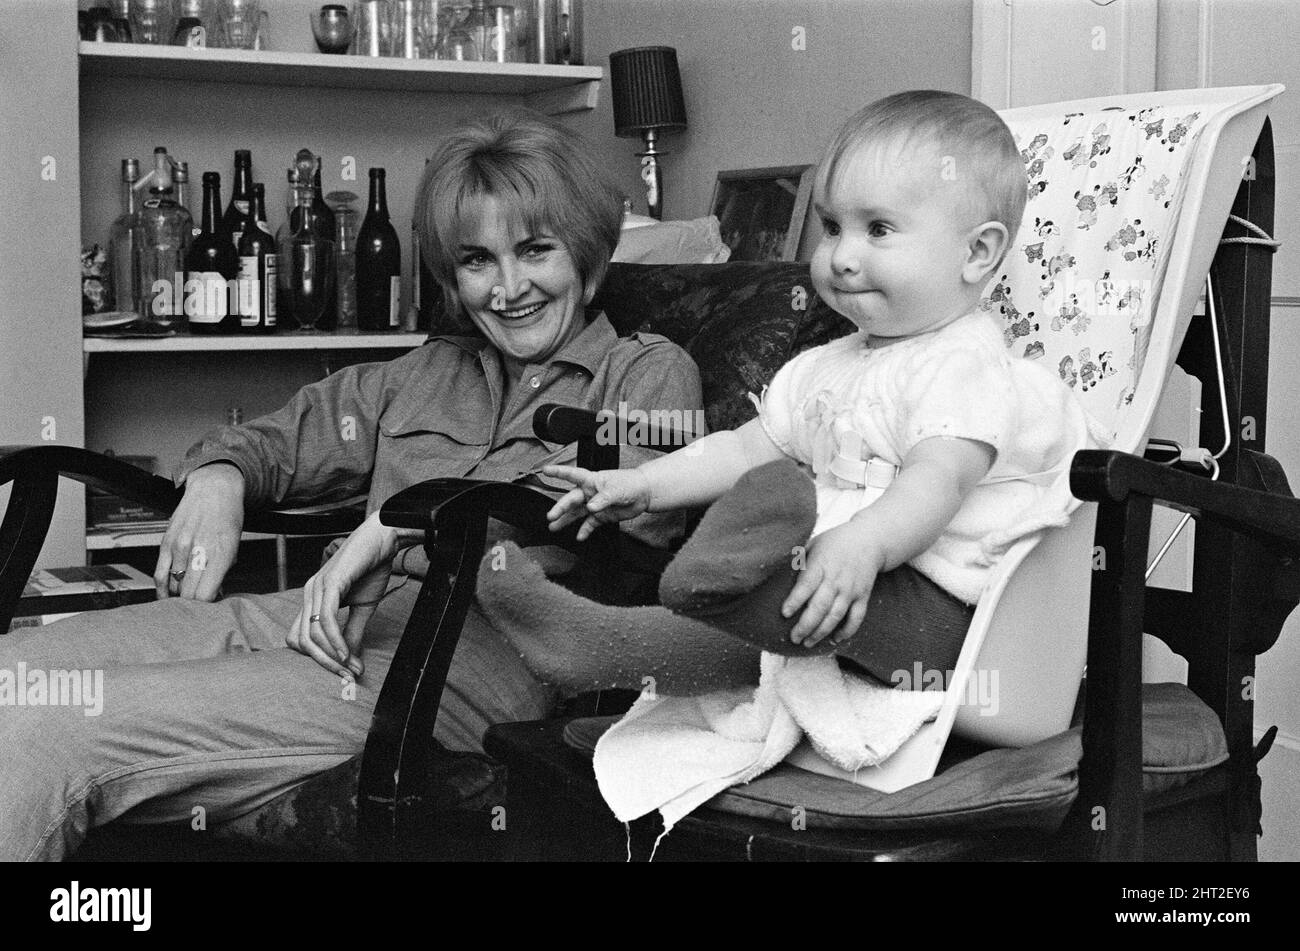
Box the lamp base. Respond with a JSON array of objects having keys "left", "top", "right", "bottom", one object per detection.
[{"left": 636, "top": 130, "right": 666, "bottom": 220}]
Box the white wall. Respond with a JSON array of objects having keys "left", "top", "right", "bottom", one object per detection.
[
  {"left": 0, "top": 0, "right": 86, "bottom": 568},
  {"left": 570, "top": 0, "right": 973, "bottom": 258}
]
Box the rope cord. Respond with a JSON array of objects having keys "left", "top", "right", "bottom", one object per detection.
[{"left": 1220, "top": 214, "right": 1279, "bottom": 250}]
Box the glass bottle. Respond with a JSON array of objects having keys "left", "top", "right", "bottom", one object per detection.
[
  {"left": 310, "top": 157, "right": 338, "bottom": 329},
  {"left": 109, "top": 158, "right": 141, "bottom": 316},
  {"left": 135, "top": 148, "right": 193, "bottom": 329},
  {"left": 237, "top": 183, "right": 277, "bottom": 333},
  {"left": 275, "top": 164, "right": 300, "bottom": 328},
  {"left": 334, "top": 207, "right": 359, "bottom": 330},
  {"left": 185, "top": 171, "right": 240, "bottom": 334},
  {"left": 285, "top": 176, "right": 336, "bottom": 333},
  {"left": 174, "top": 160, "right": 200, "bottom": 242},
  {"left": 222, "top": 149, "right": 254, "bottom": 240},
  {"left": 356, "top": 168, "right": 402, "bottom": 331}
]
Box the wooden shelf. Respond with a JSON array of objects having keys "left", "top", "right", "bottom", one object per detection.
[
  {"left": 84, "top": 331, "right": 428, "bottom": 353},
  {"left": 79, "top": 43, "right": 602, "bottom": 115},
  {"left": 86, "top": 528, "right": 284, "bottom": 551}
]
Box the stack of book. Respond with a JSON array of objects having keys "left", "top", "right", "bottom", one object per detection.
[{"left": 6, "top": 564, "right": 155, "bottom": 633}]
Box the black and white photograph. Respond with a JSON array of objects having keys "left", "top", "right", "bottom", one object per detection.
[{"left": 1, "top": 0, "right": 1297, "bottom": 916}]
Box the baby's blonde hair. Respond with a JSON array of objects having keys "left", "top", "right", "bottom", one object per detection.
[{"left": 818, "top": 90, "right": 1026, "bottom": 257}]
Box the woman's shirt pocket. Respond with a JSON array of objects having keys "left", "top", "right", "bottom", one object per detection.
[{"left": 377, "top": 382, "right": 493, "bottom": 478}]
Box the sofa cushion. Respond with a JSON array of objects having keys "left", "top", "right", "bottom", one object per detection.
[
  {"left": 560, "top": 681, "right": 1226, "bottom": 833},
  {"left": 591, "top": 262, "right": 854, "bottom": 432}
]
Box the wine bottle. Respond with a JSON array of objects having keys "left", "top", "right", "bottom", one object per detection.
[
  {"left": 110, "top": 158, "right": 141, "bottom": 315},
  {"left": 135, "top": 147, "right": 192, "bottom": 329},
  {"left": 174, "top": 160, "right": 199, "bottom": 242},
  {"left": 312, "top": 157, "right": 338, "bottom": 330},
  {"left": 237, "top": 183, "right": 278, "bottom": 333},
  {"left": 356, "top": 167, "right": 401, "bottom": 331},
  {"left": 185, "top": 171, "right": 240, "bottom": 334},
  {"left": 222, "top": 149, "right": 253, "bottom": 239}
]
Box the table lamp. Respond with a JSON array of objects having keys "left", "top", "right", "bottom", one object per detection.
[{"left": 610, "top": 46, "right": 687, "bottom": 220}]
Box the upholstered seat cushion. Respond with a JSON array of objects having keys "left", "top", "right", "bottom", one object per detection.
[{"left": 559, "top": 681, "right": 1226, "bottom": 833}]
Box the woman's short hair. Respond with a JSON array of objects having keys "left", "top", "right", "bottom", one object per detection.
[
  {"left": 817, "top": 90, "right": 1027, "bottom": 252},
  {"left": 415, "top": 109, "right": 624, "bottom": 319}
]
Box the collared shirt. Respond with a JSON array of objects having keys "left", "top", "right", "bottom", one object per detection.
[{"left": 175, "top": 313, "right": 704, "bottom": 550}]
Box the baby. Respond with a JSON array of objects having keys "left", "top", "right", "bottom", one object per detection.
[{"left": 480, "top": 90, "right": 1094, "bottom": 690}]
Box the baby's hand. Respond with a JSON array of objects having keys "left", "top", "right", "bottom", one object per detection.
[
  {"left": 542, "top": 464, "right": 652, "bottom": 541},
  {"left": 782, "top": 524, "right": 886, "bottom": 649}
]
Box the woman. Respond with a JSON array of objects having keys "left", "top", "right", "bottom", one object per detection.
[{"left": 0, "top": 111, "right": 702, "bottom": 861}]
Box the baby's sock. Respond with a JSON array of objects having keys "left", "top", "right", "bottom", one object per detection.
[
  {"left": 476, "top": 542, "right": 761, "bottom": 696},
  {"left": 658, "top": 458, "right": 831, "bottom": 656}
]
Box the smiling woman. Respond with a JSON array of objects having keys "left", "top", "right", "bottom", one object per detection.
[{"left": 0, "top": 109, "right": 706, "bottom": 861}]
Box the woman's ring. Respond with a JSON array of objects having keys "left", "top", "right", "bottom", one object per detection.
[
  {"left": 170, "top": 569, "right": 186, "bottom": 581},
  {"left": 309, "top": 614, "right": 322, "bottom": 624}
]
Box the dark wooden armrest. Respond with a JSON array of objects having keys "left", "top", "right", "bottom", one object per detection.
[
  {"left": 532, "top": 402, "right": 696, "bottom": 473},
  {"left": 0, "top": 445, "right": 367, "bottom": 631},
  {"left": 1071, "top": 448, "right": 1300, "bottom": 552}
]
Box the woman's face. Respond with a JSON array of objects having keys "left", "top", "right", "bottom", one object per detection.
[{"left": 454, "top": 195, "right": 594, "bottom": 370}]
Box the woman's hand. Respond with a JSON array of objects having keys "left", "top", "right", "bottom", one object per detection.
[
  {"left": 542, "top": 464, "right": 652, "bottom": 541},
  {"left": 288, "top": 511, "right": 399, "bottom": 679},
  {"left": 781, "top": 523, "right": 886, "bottom": 649},
  {"left": 155, "top": 462, "right": 245, "bottom": 601}
]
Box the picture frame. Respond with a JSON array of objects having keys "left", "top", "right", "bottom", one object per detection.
[{"left": 707, "top": 165, "right": 815, "bottom": 262}]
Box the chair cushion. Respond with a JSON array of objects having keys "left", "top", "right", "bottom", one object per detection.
[{"left": 561, "top": 681, "right": 1226, "bottom": 833}]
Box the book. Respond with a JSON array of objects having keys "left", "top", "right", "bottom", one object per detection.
[{"left": 7, "top": 564, "right": 155, "bottom": 632}]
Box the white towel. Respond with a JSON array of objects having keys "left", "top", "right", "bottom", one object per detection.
[{"left": 593, "top": 652, "right": 945, "bottom": 834}]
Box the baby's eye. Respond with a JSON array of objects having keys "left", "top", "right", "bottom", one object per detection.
[
  {"left": 820, "top": 218, "right": 840, "bottom": 237},
  {"left": 867, "top": 221, "right": 891, "bottom": 238}
]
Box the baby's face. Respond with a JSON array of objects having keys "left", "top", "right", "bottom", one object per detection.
[{"left": 811, "top": 140, "right": 982, "bottom": 344}]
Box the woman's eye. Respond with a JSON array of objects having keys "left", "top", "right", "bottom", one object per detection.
[
  {"left": 522, "top": 243, "right": 553, "bottom": 258},
  {"left": 460, "top": 252, "right": 490, "bottom": 267}
]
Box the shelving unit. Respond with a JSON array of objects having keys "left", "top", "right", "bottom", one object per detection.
[
  {"left": 80, "top": 42, "right": 602, "bottom": 115},
  {"left": 64, "top": 27, "right": 605, "bottom": 570}
]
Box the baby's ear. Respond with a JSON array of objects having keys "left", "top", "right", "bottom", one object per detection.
[{"left": 963, "top": 221, "right": 1010, "bottom": 285}]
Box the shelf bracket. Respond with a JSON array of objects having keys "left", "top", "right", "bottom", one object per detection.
[{"left": 525, "top": 80, "right": 600, "bottom": 117}]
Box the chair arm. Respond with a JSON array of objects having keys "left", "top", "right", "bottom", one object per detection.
[
  {"left": 1070, "top": 448, "right": 1300, "bottom": 553},
  {"left": 360, "top": 474, "right": 677, "bottom": 856},
  {"left": 0, "top": 445, "right": 366, "bottom": 632}
]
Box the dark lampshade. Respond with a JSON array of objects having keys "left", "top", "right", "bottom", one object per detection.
[{"left": 609, "top": 46, "right": 688, "bottom": 138}]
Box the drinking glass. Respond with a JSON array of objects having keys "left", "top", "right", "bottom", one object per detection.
[
  {"left": 415, "top": 0, "right": 442, "bottom": 58},
  {"left": 129, "top": 0, "right": 175, "bottom": 44},
  {"left": 216, "top": 0, "right": 261, "bottom": 50},
  {"left": 311, "top": 5, "right": 354, "bottom": 53},
  {"left": 484, "top": 4, "right": 515, "bottom": 63},
  {"left": 351, "top": 0, "right": 394, "bottom": 56}
]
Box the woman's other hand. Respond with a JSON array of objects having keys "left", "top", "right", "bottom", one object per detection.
[
  {"left": 288, "top": 511, "right": 399, "bottom": 679},
  {"left": 543, "top": 464, "right": 652, "bottom": 541},
  {"left": 155, "top": 462, "right": 245, "bottom": 601}
]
